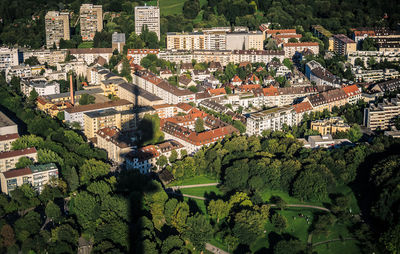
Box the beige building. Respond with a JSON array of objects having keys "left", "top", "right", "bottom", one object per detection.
[
  {"left": 0, "top": 147, "right": 37, "bottom": 172},
  {"left": 0, "top": 163, "right": 58, "bottom": 194},
  {"left": 68, "top": 48, "right": 113, "bottom": 65},
  {"left": 80, "top": 4, "right": 103, "bottom": 41},
  {"left": 135, "top": 6, "right": 160, "bottom": 40},
  {"left": 332, "top": 34, "right": 356, "bottom": 55},
  {"left": 23, "top": 49, "right": 67, "bottom": 66},
  {"left": 311, "top": 117, "right": 350, "bottom": 135},
  {"left": 0, "top": 111, "right": 19, "bottom": 152},
  {"left": 166, "top": 32, "right": 206, "bottom": 50},
  {"left": 94, "top": 127, "right": 133, "bottom": 164},
  {"left": 364, "top": 95, "right": 400, "bottom": 130},
  {"left": 283, "top": 42, "right": 320, "bottom": 57},
  {"left": 118, "top": 82, "right": 164, "bottom": 106},
  {"left": 45, "top": 11, "right": 70, "bottom": 48},
  {"left": 0, "top": 47, "right": 19, "bottom": 71}
]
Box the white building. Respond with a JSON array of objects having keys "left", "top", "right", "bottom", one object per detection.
[
  {"left": 0, "top": 48, "right": 19, "bottom": 71},
  {"left": 5, "top": 65, "right": 32, "bottom": 82},
  {"left": 20, "top": 78, "right": 60, "bottom": 97},
  {"left": 68, "top": 48, "right": 113, "bottom": 65},
  {"left": 80, "top": 4, "right": 103, "bottom": 41},
  {"left": 246, "top": 105, "right": 297, "bottom": 136},
  {"left": 127, "top": 49, "right": 159, "bottom": 65},
  {"left": 135, "top": 6, "right": 160, "bottom": 40},
  {"left": 353, "top": 67, "right": 400, "bottom": 82}
]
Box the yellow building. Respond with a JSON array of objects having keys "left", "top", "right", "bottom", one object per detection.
[
  {"left": 94, "top": 127, "right": 133, "bottom": 164},
  {"left": 311, "top": 117, "right": 350, "bottom": 135},
  {"left": 333, "top": 34, "right": 356, "bottom": 55}
]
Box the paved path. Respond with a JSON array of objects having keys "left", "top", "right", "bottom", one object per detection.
[
  {"left": 312, "top": 237, "right": 356, "bottom": 247},
  {"left": 205, "top": 243, "right": 230, "bottom": 254},
  {"left": 170, "top": 183, "right": 219, "bottom": 190}
]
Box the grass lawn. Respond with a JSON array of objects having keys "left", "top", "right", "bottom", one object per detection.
[
  {"left": 313, "top": 239, "right": 361, "bottom": 254},
  {"left": 260, "top": 189, "right": 329, "bottom": 207},
  {"left": 78, "top": 42, "right": 94, "bottom": 48},
  {"left": 148, "top": 0, "right": 208, "bottom": 16},
  {"left": 251, "top": 208, "right": 314, "bottom": 252},
  {"left": 167, "top": 175, "right": 218, "bottom": 187},
  {"left": 332, "top": 185, "right": 360, "bottom": 213},
  {"left": 180, "top": 185, "right": 222, "bottom": 197},
  {"left": 183, "top": 197, "right": 207, "bottom": 214},
  {"left": 312, "top": 222, "right": 353, "bottom": 243}
]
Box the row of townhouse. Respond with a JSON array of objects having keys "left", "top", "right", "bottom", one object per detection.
[
  {"left": 347, "top": 51, "right": 400, "bottom": 66},
  {"left": 133, "top": 70, "right": 195, "bottom": 105},
  {"left": 245, "top": 85, "right": 362, "bottom": 136}
]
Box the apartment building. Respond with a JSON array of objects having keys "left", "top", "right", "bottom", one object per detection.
[
  {"left": 5, "top": 65, "right": 32, "bottom": 82},
  {"left": 0, "top": 163, "right": 58, "bottom": 194},
  {"left": 64, "top": 99, "right": 133, "bottom": 128},
  {"left": 353, "top": 68, "right": 400, "bottom": 82},
  {"left": 332, "top": 34, "right": 356, "bottom": 55},
  {"left": 135, "top": 6, "right": 160, "bottom": 40},
  {"left": 125, "top": 140, "right": 184, "bottom": 173},
  {"left": 283, "top": 42, "right": 320, "bottom": 57},
  {"left": 0, "top": 47, "right": 19, "bottom": 71},
  {"left": 20, "top": 78, "right": 60, "bottom": 97},
  {"left": 299, "top": 134, "right": 352, "bottom": 149},
  {"left": 0, "top": 148, "right": 37, "bottom": 172},
  {"left": 226, "top": 32, "right": 264, "bottom": 50},
  {"left": 22, "top": 49, "right": 67, "bottom": 66},
  {"left": 364, "top": 95, "right": 400, "bottom": 130},
  {"left": 370, "top": 78, "right": 400, "bottom": 93},
  {"left": 0, "top": 111, "right": 19, "bottom": 152},
  {"left": 45, "top": 11, "right": 70, "bottom": 48},
  {"left": 264, "top": 29, "right": 297, "bottom": 39},
  {"left": 347, "top": 51, "right": 400, "bottom": 66},
  {"left": 352, "top": 28, "right": 400, "bottom": 52},
  {"left": 152, "top": 104, "right": 178, "bottom": 119},
  {"left": 311, "top": 117, "right": 350, "bottom": 135},
  {"left": 166, "top": 32, "right": 206, "bottom": 50},
  {"left": 134, "top": 70, "right": 194, "bottom": 105},
  {"left": 68, "top": 48, "right": 113, "bottom": 65},
  {"left": 311, "top": 25, "right": 334, "bottom": 51},
  {"left": 118, "top": 82, "right": 164, "bottom": 106},
  {"left": 246, "top": 106, "right": 297, "bottom": 136},
  {"left": 80, "top": 4, "right": 103, "bottom": 41},
  {"left": 306, "top": 88, "right": 348, "bottom": 112},
  {"left": 127, "top": 49, "right": 159, "bottom": 65},
  {"left": 293, "top": 101, "right": 313, "bottom": 123},
  {"left": 305, "top": 60, "right": 341, "bottom": 88},
  {"left": 93, "top": 127, "right": 133, "bottom": 163},
  {"left": 342, "top": 84, "right": 362, "bottom": 104}
]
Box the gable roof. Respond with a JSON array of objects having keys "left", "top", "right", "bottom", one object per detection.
[
  {"left": 0, "top": 147, "right": 37, "bottom": 160},
  {"left": 293, "top": 101, "right": 313, "bottom": 113},
  {"left": 232, "top": 75, "right": 242, "bottom": 83},
  {"left": 342, "top": 85, "right": 360, "bottom": 96},
  {"left": 208, "top": 88, "right": 226, "bottom": 96}
]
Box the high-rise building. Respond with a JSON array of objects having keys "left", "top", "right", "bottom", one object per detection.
[
  {"left": 134, "top": 6, "right": 160, "bottom": 40},
  {"left": 45, "top": 11, "right": 70, "bottom": 48},
  {"left": 80, "top": 4, "right": 103, "bottom": 41},
  {"left": 0, "top": 48, "right": 19, "bottom": 71},
  {"left": 332, "top": 34, "right": 356, "bottom": 55}
]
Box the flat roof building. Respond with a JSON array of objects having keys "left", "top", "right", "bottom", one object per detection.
[
  {"left": 80, "top": 4, "right": 103, "bottom": 41},
  {"left": 45, "top": 11, "right": 70, "bottom": 48},
  {"left": 135, "top": 6, "right": 160, "bottom": 40}
]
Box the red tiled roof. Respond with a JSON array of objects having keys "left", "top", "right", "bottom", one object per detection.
[
  {"left": 263, "top": 86, "right": 279, "bottom": 96},
  {"left": 232, "top": 75, "right": 242, "bottom": 83},
  {"left": 177, "top": 103, "right": 194, "bottom": 112},
  {"left": 0, "top": 147, "right": 37, "bottom": 160},
  {"left": 272, "top": 34, "right": 302, "bottom": 39},
  {"left": 284, "top": 42, "right": 319, "bottom": 47},
  {"left": 3, "top": 167, "right": 32, "bottom": 179},
  {"left": 208, "top": 88, "right": 226, "bottom": 96},
  {"left": 127, "top": 49, "right": 159, "bottom": 55},
  {"left": 0, "top": 133, "right": 19, "bottom": 142},
  {"left": 354, "top": 30, "right": 375, "bottom": 36},
  {"left": 267, "top": 29, "right": 297, "bottom": 34},
  {"left": 126, "top": 145, "right": 159, "bottom": 162},
  {"left": 342, "top": 85, "right": 360, "bottom": 96},
  {"left": 246, "top": 74, "right": 259, "bottom": 82},
  {"left": 293, "top": 101, "right": 313, "bottom": 113},
  {"left": 256, "top": 66, "right": 264, "bottom": 72},
  {"left": 238, "top": 84, "right": 261, "bottom": 92}
]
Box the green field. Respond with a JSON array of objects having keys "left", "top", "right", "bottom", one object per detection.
[
  {"left": 148, "top": 0, "right": 208, "bottom": 16},
  {"left": 313, "top": 239, "right": 361, "bottom": 254},
  {"left": 261, "top": 189, "right": 329, "bottom": 207},
  {"left": 78, "top": 42, "right": 94, "bottom": 48},
  {"left": 167, "top": 175, "right": 218, "bottom": 187},
  {"left": 180, "top": 185, "right": 222, "bottom": 197}
]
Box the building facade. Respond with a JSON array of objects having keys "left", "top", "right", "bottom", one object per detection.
[
  {"left": 364, "top": 95, "right": 400, "bottom": 130},
  {"left": 332, "top": 34, "right": 356, "bottom": 55},
  {"left": 135, "top": 6, "right": 160, "bottom": 40},
  {"left": 0, "top": 148, "right": 37, "bottom": 172},
  {"left": 45, "top": 11, "right": 70, "bottom": 48},
  {"left": 80, "top": 4, "right": 103, "bottom": 41},
  {"left": 0, "top": 48, "right": 19, "bottom": 71}
]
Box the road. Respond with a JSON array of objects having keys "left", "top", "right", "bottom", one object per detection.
[
  {"left": 205, "top": 243, "right": 230, "bottom": 254},
  {"left": 312, "top": 237, "right": 356, "bottom": 247},
  {"left": 169, "top": 191, "right": 331, "bottom": 212},
  {"left": 169, "top": 182, "right": 219, "bottom": 190}
]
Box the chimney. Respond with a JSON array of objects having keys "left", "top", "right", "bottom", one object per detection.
[{"left": 70, "top": 74, "right": 74, "bottom": 105}]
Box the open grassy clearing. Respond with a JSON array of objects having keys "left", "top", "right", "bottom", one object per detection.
[
  {"left": 180, "top": 185, "right": 222, "bottom": 197},
  {"left": 167, "top": 175, "right": 218, "bottom": 187}
]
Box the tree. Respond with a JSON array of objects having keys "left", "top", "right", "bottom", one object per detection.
[
  {"left": 63, "top": 166, "right": 79, "bottom": 192},
  {"left": 171, "top": 202, "right": 189, "bottom": 233},
  {"left": 380, "top": 225, "right": 400, "bottom": 254},
  {"left": 79, "top": 94, "right": 95, "bottom": 105},
  {"left": 270, "top": 196, "right": 287, "bottom": 210},
  {"left": 354, "top": 58, "right": 365, "bottom": 68},
  {"left": 207, "top": 199, "right": 229, "bottom": 223},
  {"left": 139, "top": 114, "right": 164, "bottom": 145},
  {"left": 24, "top": 56, "right": 40, "bottom": 66},
  {"left": 0, "top": 224, "right": 15, "bottom": 248},
  {"left": 69, "top": 191, "right": 99, "bottom": 233},
  {"left": 195, "top": 118, "right": 205, "bottom": 133},
  {"left": 233, "top": 120, "right": 246, "bottom": 133},
  {"left": 120, "top": 57, "right": 132, "bottom": 82},
  {"left": 45, "top": 201, "right": 61, "bottom": 223},
  {"left": 183, "top": 213, "right": 213, "bottom": 251},
  {"left": 180, "top": 149, "right": 188, "bottom": 158},
  {"left": 288, "top": 38, "right": 298, "bottom": 43},
  {"left": 183, "top": 0, "right": 200, "bottom": 19},
  {"left": 233, "top": 209, "right": 266, "bottom": 244},
  {"left": 79, "top": 159, "right": 110, "bottom": 185},
  {"left": 37, "top": 149, "right": 63, "bottom": 167},
  {"left": 362, "top": 37, "right": 377, "bottom": 51},
  {"left": 156, "top": 155, "right": 168, "bottom": 169},
  {"left": 225, "top": 86, "right": 232, "bottom": 94},
  {"left": 169, "top": 150, "right": 178, "bottom": 163},
  {"left": 271, "top": 213, "right": 288, "bottom": 232},
  {"left": 56, "top": 111, "right": 64, "bottom": 121},
  {"left": 161, "top": 235, "right": 185, "bottom": 254},
  {"left": 282, "top": 58, "right": 294, "bottom": 70},
  {"left": 15, "top": 157, "right": 33, "bottom": 168},
  {"left": 27, "top": 89, "right": 39, "bottom": 106}
]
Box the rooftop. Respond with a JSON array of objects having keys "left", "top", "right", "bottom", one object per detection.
[
  {"left": 65, "top": 99, "right": 132, "bottom": 114},
  {"left": 0, "top": 111, "right": 16, "bottom": 128},
  {"left": 333, "top": 34, "right": 355, "bottom": 44},
  {"left": 29, "top": 163, "right": 58, "bottom": 173},
  {"left": 0, "top": 147, "right": 37, "bottom": 160}
]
